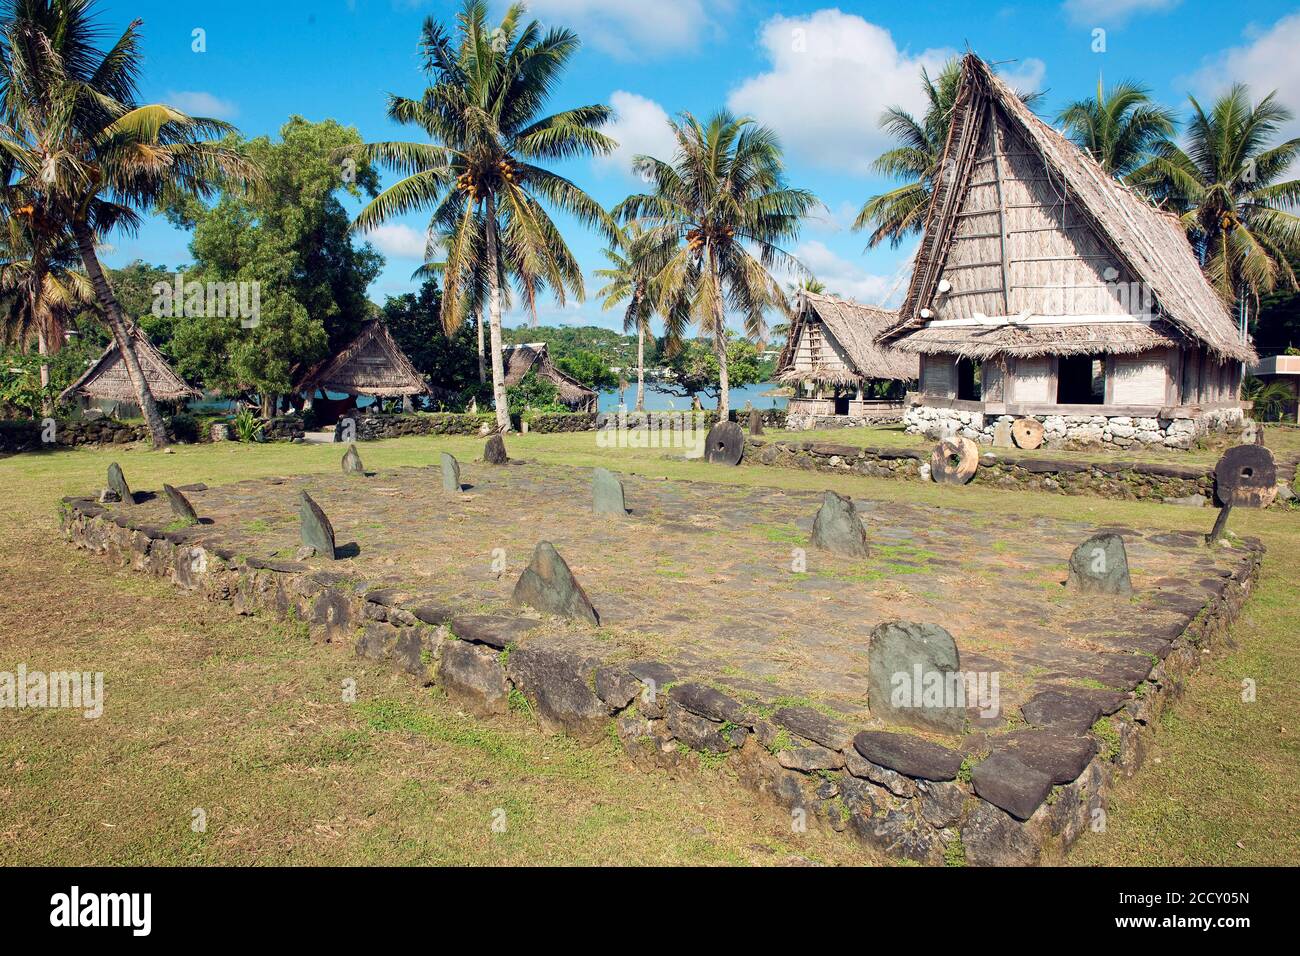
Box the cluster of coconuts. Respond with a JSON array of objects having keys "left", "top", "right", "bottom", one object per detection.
[{"left": 455, "top": 159, "right": 516, "bottom": 201}]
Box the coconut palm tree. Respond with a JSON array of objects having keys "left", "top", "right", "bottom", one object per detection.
[
  {"left": 0, "top": 203, "right": 92, "bottom": 412},
  {"left": 617, "top": 110, "right": 816, "bottom": 418},
  {"left": 595, "top": 222, "right": 654, "bottom": 411},
  {"left": 0, "top": 0, "right": 257, "bottom": 446},
  {"left": 855, "top": 59, "right": 1041, "bottom": 249},
  {"left": 349, "top": 0, "right": 615, "bottom": 431},
  {"left": 1136, "top": 84, "right": 1300, "bottom": 335},
  {"left": 1057, "top": 78, "right": 1176, "bottom": 180}
]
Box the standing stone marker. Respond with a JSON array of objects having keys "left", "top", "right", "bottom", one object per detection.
[
  {"left": 1011, "top": 418, "right": 1045, "bottom": 449},
  {"left": 1066, "top": 532, "right": 1132, "bottom": 596},
  {"left": 107, "top": 462, "right": 132, "bottom": 505},
  {"left": 484, "top": 433, "right": 508, "bottom": 464},
  {"left": 441, "top": 452, "right": 461, "bottom": 493},
  {"left": 810, "top": 490, "right": 869, "bottom": 557},
  {"left": 992, "top": 420, "right": 1014, "bottom": 448},
  {"left": 341, "top": 443, "right": 364, "bottom": 475},
  {"left": 748, "top": 408, "right": 764, "bottom": 436},
  {"left": 592, "top": 467, "right": 626, "bottom": 515},
  {"left": 299, "top": 490, "right": 337, "bottom": 560},
  {"left": 1213, "top": 444, "right": 1276, "bottom": 508},
  {"left": 867, "top": 621, "right": 965, "bottom": 734},
  {"left": 162, "top": 483, "right": 199, "bottom": 523},
  {"left": 704, "top": 421, "right": 744, "bottom": 465},
  {"left": 512, "top": 541, "right": 599, "bottom": 624}
]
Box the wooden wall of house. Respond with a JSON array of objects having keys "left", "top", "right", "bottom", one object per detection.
[
  {"left": 934, "top": 105, "right": 1139, "bottom": 321},
  {"left": 1109, "top": 349, "right": 1172, "bottom": 405},
  {"left": 1009, "top": 356, "right": 1052, "bottom": 403},
  {"left": 920, "top": 354, "right": 955, "bottom": 398},
  {"left": 791, "top": 318, "right": 854, "bottom": 374}
]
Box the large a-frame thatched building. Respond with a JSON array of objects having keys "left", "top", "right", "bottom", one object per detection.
[
  {"left": 880, "top": 54, "right": 1255, "bottom": 449},
  {"left": 58, "top": 325, "right": 200, "bottom": 408},
  {"left": 295, "top": 319, "right": 430, "bottom": 417},
  {"left": 775, "top": 290, "right": 918, "bottom": 428},
  {"left": 502, "top": 342, "right": 598, "bottom": 412}
]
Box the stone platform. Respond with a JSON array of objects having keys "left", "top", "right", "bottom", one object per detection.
[{"left": 59, "top": 456, "right": 1263, "bottom": 865}]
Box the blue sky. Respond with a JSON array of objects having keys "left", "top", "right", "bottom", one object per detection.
[{"left": 101, "top": 0, "right": 1300, "bottom": 333}]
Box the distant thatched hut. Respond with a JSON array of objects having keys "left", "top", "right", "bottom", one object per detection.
[
  {"left": 58, "top": 325, "right": 200, "bottom": 409},
  {"left": 879, "top": 54, "right": 1255, "bottom": 450},
  {"left": 775, "top": 290, "right": 918, "bottom": 428},
  {"left": 295, "top": 319, "right": 430, "bottom": 421},
  {"left": 502, "top": 342, "right": 598, "bottom": 412}
]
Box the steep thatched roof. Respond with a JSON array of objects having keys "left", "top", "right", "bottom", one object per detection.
[
  {"left": 502, "top": 342, "right": 598, "bottom": 411},
  {"left": 296, "top": 319, "right": 430, "bottom": 397},
  {"left": 883, "top": 53, "right": 1255, "bottom": 364},
  {"left": 58, "top": 325, "right": 200, "bottom": 405},
  {"left": 776, "top": 290, "right": 918, "bottom": 385}
]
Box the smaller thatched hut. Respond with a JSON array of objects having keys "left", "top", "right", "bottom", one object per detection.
[
  {"left": 294, "top": 319, "right": 430, "bottom": 420},
  {"left": 502, "top": 342, "right": 598, "bottom": 412},
  {"left": 775, "top": 290, "right": 918, "bottom": 428},
  {"left": 58, "top": 325, "right": 200, "bottom": 409}
]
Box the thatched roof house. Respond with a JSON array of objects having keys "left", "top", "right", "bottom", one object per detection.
[
  {"left": 58, "top": 325, "right": 200, "bottom": 406},
  {"left": 880, "top": 53, "right": 1253, "bottom": 448},
  {"left": 776, "top": 290, "right": 917, "bottom": 426},
  {"left": 295, "top": 319, "right": 430, "bottom": 399},
  {"left": 503, "top": 342, "right": 598, "bottom": 412}
]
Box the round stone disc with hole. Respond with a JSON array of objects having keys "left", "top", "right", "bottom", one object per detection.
[
  {"left": 1011, "top": 417, "right": 1045, "bottom": 449},
  {"left": 930, "top": 436, "right": 978, "bottom": 485},
  {"left": 704, "top": 421, "right": 745, "bottom": 465},
  {"left": 1214, "top": 443, "right": 1276, "bottom": 508}
]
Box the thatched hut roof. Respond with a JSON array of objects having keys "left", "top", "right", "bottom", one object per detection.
[
  {"left": 883, "top": 53, "right": 1255, "bottom": 364},
  {"left": 58, "top": 325, "right": 200, "bottom": 405},
  {"left": 296, "top": 319, "right": 430, "bottom": 397},
  {"left": 776, "top": 290, "right": 918, "bottom": 385},
  {"left": 502, "top": 342, "right": 598, "bottom": 411}
]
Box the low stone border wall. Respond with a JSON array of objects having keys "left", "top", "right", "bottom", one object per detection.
[
  {"left": 748, "top": 438, "right": 1298, "bottom": 507},
  {"left": 345, "top": 412, "right": 496, "bottom": 441},
  {"left": 59, "top": 487, "right": 1263, "bottom": 865},
  {"left": 346, "top": 408, "right": 790, "bottom": 440}
]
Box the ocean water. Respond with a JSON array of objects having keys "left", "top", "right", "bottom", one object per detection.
[{"left": 596, "top": 381, "right": 786, "bottom": 412}]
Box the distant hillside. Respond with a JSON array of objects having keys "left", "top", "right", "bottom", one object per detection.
[{"left": 501, "top": 325, "right": 659, "bottom": 369}]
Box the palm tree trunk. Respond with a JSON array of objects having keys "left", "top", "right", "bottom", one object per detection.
[
  {"left": 33, "top": 288, "right": 52, "bottom": 418},
  {"left": 636, "top": 317, "right": 646, "bottom": 412},
  {"left": 708, "top": 247, "right": 729, "bottom": 419},
  {"left": 72, "top": 222, "right": 169, "bottom": 448},
  {"left": 476, "top": 311, "right": 486, "bottom": 384},
  {"left": 484, "top": 193, "right": 510, "bottom": 432}
]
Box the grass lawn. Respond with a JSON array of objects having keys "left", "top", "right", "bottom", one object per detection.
[{"left": 1, "top": 431, "right": 1296, "bottom": 865}]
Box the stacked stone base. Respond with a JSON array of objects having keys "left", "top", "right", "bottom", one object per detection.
[
  {"left": 904, "top": 405, "right": 1246, "bottom": 451},
  {"left": 59, "top": 494, "right": 1262, "bottom": 865}
]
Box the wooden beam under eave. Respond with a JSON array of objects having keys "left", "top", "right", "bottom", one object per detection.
[{"left": 989, "top": 104, "right": 1013, "bottom": 314}]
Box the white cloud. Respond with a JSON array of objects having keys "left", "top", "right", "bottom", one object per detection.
[
  {"left": 362, "top": 223, "right": 428, "bottom": 261},
  {"left": 784, "top": 240, "right": 898, "bottom": 306},
  {"left": 726, "top": 11, "right": 957, "bottom": 175},
  {"left": 1061, "top": 0, "right": 1180, "bottom": 25},
  {"left": 165, "top": 90, "right": 238, "bottom": 120},
  {"left": 594, "top": 90, "right": 678, "bottom": 183},
  {"left": 998, "top": 57, "right": 1048, "bottom": 96},
  {"left": 524, "top": 0, "right": 728, "bottom": 59}
]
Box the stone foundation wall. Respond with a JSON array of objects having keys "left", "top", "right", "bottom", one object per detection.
[
  {"left": 749, "top": 437, "right": 1299, "bottom": 507},
  {"left": 904, "top": 404, "right": 1247, "bottom": 451},
  {"left": 784, "top": 410, "right": 906, "bottom": 431},
  {"left": 347, "top": 412, "right": 497, "bottom": 441},
  {"left": 58, "top": 491, "right": 1262, "bottom": 865}
]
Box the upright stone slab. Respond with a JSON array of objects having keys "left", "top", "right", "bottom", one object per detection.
[
  {"left": 441, "top": 452, "right": 461, "bottom": 493},
  {"left": 161, "top": 483, "right": 199, "bottom": 523},
  {"left": 298, "top": 490, "right": 337, "bottom": 560},
  {"left": 107, "top": 462, "right": 132, "bottom": 505},
  {"left": 591, "top": 467, "right": 626, "bottom": 516},
  {"left": 512, "top": 541, "right": 599, "bottom": 624},
  {"left": 1066, "top": 532, "right": 1132, "bottom": 596},
  {"left": 704, "top": 421, "right": 744, "bottom": 465},
  {"left": 748, "top": 408, "right": 764, "bottom": 436},
  {"left": 810, "top": 491, "right": 869, "bottom": 557},
  {"left": 484, "top": 433, "right": 508, "bottom": 464},
  {"left": 341, "top": 442, "right": 364, "bottom": 475},
  {"left": 867, "top": 621, "right": 965, "bottom": 734},
  {"left": 992, "top": 420, "right": 1014, "bottom": 448}
]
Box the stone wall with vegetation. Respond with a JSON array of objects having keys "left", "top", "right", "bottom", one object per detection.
[
  {"left": 59, "top": 491, "right": 1262, "bottom": 865},
  {"left": 748, "top": 437, "right": 1298, "bottom": 507},
  {"left": 348, "top": 412, "right": 497, "bottom": 441}
]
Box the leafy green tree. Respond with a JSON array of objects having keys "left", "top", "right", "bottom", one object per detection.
[
  {"left": 506, "top": 371, "right": 565, "bottom": 415},
  {"left": 618, "top": 110, "right": 816, "bottom": 417},
  {"left": 381, "top": 276, "right": 485, "bottom": 408},
  {"left": 0, "top": 0, "right": 256, "bottom": 446},
  {"left": 167, "top": 117, "right": 381, "bottom": 412},
  {"left": 1137, "top": 85, "right": 1300, "bottom": 328},
  {"left": 660, "top": 335, "right": 762, "bottom": 405},
  {"left": 348, "top": 0, "right": 616, "bottom": 431},
  {"left": 555, "top": 349, "right": 616, "bottom": 391},
  {"left": 1057, "top": 79, "right": 1176, "bottom": 180}
]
